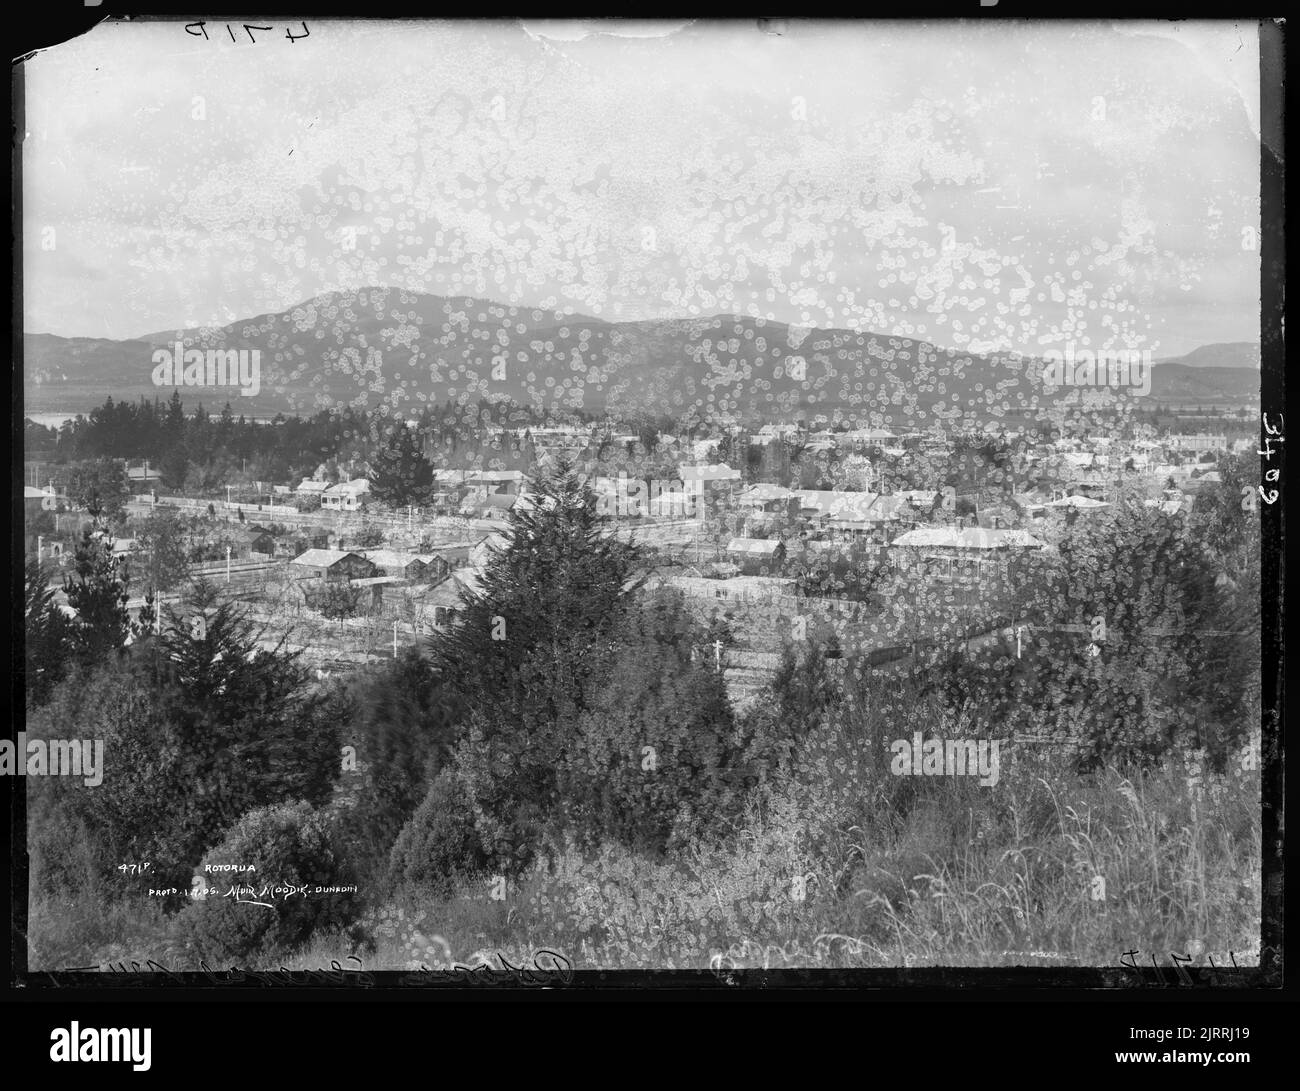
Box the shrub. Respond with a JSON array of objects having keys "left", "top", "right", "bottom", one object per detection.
[
  {"left": 437, "top": 466, "right": 647, "bottom": 871},
  {"left": 27, "top": 890, "right": 179, "bottom": 971},
  {"left": 181, "top": 802, "right": 359, "bottom": 962},
  {"left": 27, "top": 778, "right": 106, "bottom": 901},
  {"left": 24, "top": 657, "right": 191, "bottom": 896},
  {"left": 456, "top": 588, "right": 764, "bottom": 868},
  {"left": 352, "top": 525, "right": 385, "bottom": 549},
  {"left": 302, "top": 580, "right": 363, "bottom": 619},
  {"left": 329, "top": 653, "right": 465, "bottom": 888},
  {"left": 550, "top": 641, "right": 755, "bottom": 855},
  {"left": 387, "top": 768, "right": 486, "bottom": 896}
]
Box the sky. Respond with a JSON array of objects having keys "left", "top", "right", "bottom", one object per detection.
[{"left": 22, "top": 18, "right": 1262, "bottom": 358}]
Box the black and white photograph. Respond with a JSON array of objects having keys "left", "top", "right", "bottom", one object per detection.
[{"left": 10, "top": 13, "right": 1283, "bottom": 1020}]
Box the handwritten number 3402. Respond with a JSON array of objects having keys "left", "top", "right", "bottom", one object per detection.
[{"left": 185, "top": 22, "right": 310, "bottom": 44}]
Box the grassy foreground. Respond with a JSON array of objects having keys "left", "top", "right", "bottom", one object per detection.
[{"left": 29, "top": 734, "right": 1262, "bottom": 972}]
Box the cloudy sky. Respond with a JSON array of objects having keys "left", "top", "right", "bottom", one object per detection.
[{"left": 23, "top": 18, "right": 1261, "bottom": 357}]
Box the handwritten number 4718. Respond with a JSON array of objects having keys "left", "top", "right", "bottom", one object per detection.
[{"left": 184, "top": 22, "right": 310, "bottom": 43}]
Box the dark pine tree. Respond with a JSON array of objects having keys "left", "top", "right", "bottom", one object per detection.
[
  {"left": 369, "top": 421, "right": 437, "bottom": 507},
  {"left": 62, "top": 529, "right": 135, "bottom": 667},
  {"left": 24, "top": 559, "right": 72, "bottom": 707}
]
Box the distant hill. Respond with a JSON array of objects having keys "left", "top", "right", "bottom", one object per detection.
[
  {"left": 1146, "top": 362, "right": 1260, "bottom": 402},
  {"left": 1156, "top": 342, "right": 1260, "bottom": 369},
  {"left": 22, "top": 288, "right": 1261, "bottom": 425},
  {"left": 25, "top": 332, "right": 160, "bottom": 389}
]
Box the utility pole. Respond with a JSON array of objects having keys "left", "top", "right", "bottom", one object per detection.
[
  {"left": 393, "top": 620, "right": 399, "bottom": 659},
  {"left": 226, "top": 546, "right": 231, "bottom": 583}
]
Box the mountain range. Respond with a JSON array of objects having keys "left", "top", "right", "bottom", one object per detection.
[
  {"left": 24, "top": 288, "right": 1261, "bottom": 426},
  {"left": 1156, "top": 342, "right": 1260, "bottom": 370}
]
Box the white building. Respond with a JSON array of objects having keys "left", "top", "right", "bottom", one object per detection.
[
  {"left": 321, "top": 478, "right": 371, "bottom": 511},
  {"left": 1165, "top": 435, "right": 1229, "bottom": 453},
  {"left": 664, "top": 574, "right": 797, "bottom": 604},
  {"left": 888, "top": 526, "right": 1044, "bottom": 584}
]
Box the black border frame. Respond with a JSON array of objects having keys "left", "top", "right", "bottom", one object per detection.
[{"left": 5, "top": 9, "right": 1287, "bottom": 1002}]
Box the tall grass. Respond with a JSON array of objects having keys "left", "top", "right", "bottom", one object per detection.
[
  {"left": 28, "top": 712, "right": 1261, "bottom": 972},
  {"left": 25, "top": 893, "right": 184, "bottom": 970},
  {"left": 285, "top": 741, "right": 1260, "bottom": 972}
]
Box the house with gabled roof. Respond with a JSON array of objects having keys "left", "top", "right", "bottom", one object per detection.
[
  {"left": 321, "top": 479, "right": 370, "bottom": 511},
  {"left": 360, "top": 549, "right": 428, "bottom": 581},
  {"left": 888, "top": 526, "right": 1044, "bottom": 584},
  {"left": 233, "top": 525, "right": 277, "bottom": 557},
  {"left": 679, "top": 463, "right": 742, "bottom": 503},
  {"left": 469, "top": 532, "right": 509, "bottom": 568},
  {"left": 1043, "top": 495, "right": 1112, "bottom": 514},
  {"left": 727, "top": 537, "right": 785, "bottom": 558},
  {"left": 462, "top": 492, "right": 518, "bottom": 520},
  {"left": 726, "top": 537, "right": 787, "bottom": 574},
  {"left": 737, "top": 483, "right": 798, "bottom": 513},
  {"left": 792, "top": 489, "right": 912, "bottom": 538},
  {"left": 418, "top": 568, "right": 486, "bottom": 631},
  {"left": 289, "top": 549, "right": 377, "bottom": 581}
]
